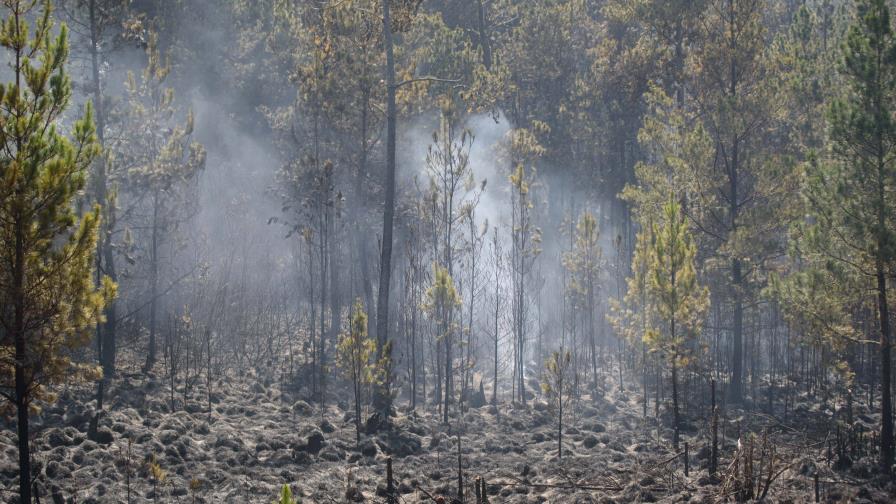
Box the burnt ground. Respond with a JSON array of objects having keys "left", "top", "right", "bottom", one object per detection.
[{"left": 1, "top": 360, "right": 894, "bottom": 503}]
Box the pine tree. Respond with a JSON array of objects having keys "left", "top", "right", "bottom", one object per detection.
[
  {"left": 687, "top": 0, "right": 790, "bottom": 403},
  {"left": 643, "top": 197, "right": 708, "bottom": 448},
  {"left": 115, "top": 32, "right": 205, "bottom": 372},
  {"left": 336, "top": 299, "right": 383, "bottom": 443},
  {"left": 563, "top": 211, "right": 604, "bottom": 396},
  {"left": 0, "top": 1, "right": 110, "bottom": 501},
  {"left": 541, "top": 348, "right": 574, "bottom": 459},
  {"left": 424, "top": 264, "right": 462, "bottom": 423},
  {"left": 276, "top": 484, "right": 298, "bottom": 504},
  {"left": 507, "top": 128, "right": 543, "bottom": 405},
  {"left": 804, "top": 0, "right": 896, "bottom": 473},
  {"left": 609, "top": 220, "right": 654, "bottom": 418}
]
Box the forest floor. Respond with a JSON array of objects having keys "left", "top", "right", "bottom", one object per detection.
[{"left": 1, "top": 358, "right": 895, "bottom": 503}]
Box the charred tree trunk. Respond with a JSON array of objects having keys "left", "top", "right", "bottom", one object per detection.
[{"left": 375, "top": 0, "right": 397, "bottom": 414}]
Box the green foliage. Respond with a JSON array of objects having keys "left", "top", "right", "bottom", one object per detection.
[
  {"left": 563, "top": 211, "right": 603, "bottom": 301},
  {"left": 336, "top": 299, "right": 385, "bottom": 389},
  {"left": 117, "top": 32, "right": 206, "bottom": 197},
  {"left": 771, "top": 5, "right": 896, "bottom": 469},
  {"left": 820, "top": 0, "right": 896, "bottom": 269},
  {"left": 276, "top": 484, "right": 298, "bottom": 504},
  {"left": 609, "top": 219, "right": 654, "bottom": 348},
  {"left": 423, "top": 264, "right": 462, "bottom": 329},
  {"left": 540, "top": 348, "right": 575, "bottom": 457},
  {"left": 0, "top": 0, "right": 112, "bottom": 411},
  {"left": 643, "top": 197, "right": 708, "bottom": 366},
  {"left": 541, "top": 349, "right": 574, "bottom": 406},
  {"left": 774, "top": 0, "right": 896, "bottom": 358},
  {"left": 149, "top": 455, "right": 166, "bottom": 484},
  {"left": 623, "top": 85, "right": 713, "bottom": 224}
]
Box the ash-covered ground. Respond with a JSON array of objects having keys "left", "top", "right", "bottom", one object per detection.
[{"left": 1, "top": 361, "right": 893, "bottom": 503}]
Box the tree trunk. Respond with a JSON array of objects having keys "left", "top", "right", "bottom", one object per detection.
[
  {"left": 443, "top": 312, "right": 452, "bottom": 423},
  {"left": 558, "top": 374, "right": 563, "bottom": 459},
  {"left": 672, "top": 358, "right": 680, "bottom": 449},
  {"left": 589, "top": 281, "right": 597, "bottom": 396},
  {"left": 88, "top": 0, "right": 117, "bottom": 378},
  {"left": 375, "top": 0, "right": 397, "bottom": 414},
  {"left": 476, "top": 0, "right": 491, "bottom": 70},
  {"left": 877, "top": 264, "right": 893, "bottom": 473},
  {"left": 146, "top": 191, "right": 160, "bottom": 372},
  {"left": 493, "top": 280, "right": 499, "bottom": 406},
  {"left": 14, "top": 216, "right": 31, "bottom": 504}
]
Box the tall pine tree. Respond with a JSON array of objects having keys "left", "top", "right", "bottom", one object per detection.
[
  {"left": 0, "top": 1, "right": 110, "bottom": 501},
  {"left": 807, "top": 0, "right": 896, "bottom": 473},
  {"left": 644, "top": 197, "right": 708, "bottom": 448}
]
